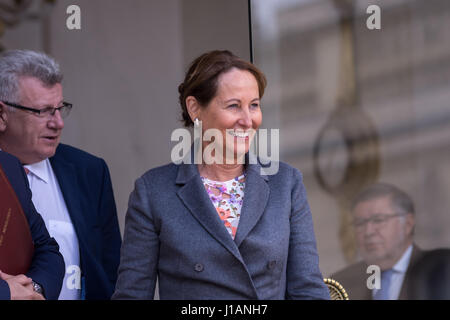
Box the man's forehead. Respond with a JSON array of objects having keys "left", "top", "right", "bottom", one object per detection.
[
  {"left": 18, "top": 76, "right": 62, "bottom": 89},
  {"left": 352, "top": 195, "right": 394, "bottom": 216},
  {"left": 18, "top": 76, "right": 63, "bottom": 104}
]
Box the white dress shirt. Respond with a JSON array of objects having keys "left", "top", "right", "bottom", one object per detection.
[
  {"left": 372, "top": 244, "right": 413, "bottom": 300},
  {"left": 24, "top": 159, "right": 81, "bottom": 300}
]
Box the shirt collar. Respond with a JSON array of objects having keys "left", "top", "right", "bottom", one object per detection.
[
  {"left": 392, "top": 244, "right": 413, "bottom": 273},
  {"left": 24, "top": 159, "right": 50, "bottom": 184}
]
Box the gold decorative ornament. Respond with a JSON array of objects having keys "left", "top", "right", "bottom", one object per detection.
[{"left": 324, "top": 278, "right": 349, "bottom": 300}]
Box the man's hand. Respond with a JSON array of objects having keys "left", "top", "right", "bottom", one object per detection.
[{"left": 0, "top": 270, "right": 45, "bottom": 300}]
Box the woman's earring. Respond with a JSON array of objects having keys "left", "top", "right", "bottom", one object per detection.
[{"left": 194, "top": 118, "right": 200, "bottom": 127}]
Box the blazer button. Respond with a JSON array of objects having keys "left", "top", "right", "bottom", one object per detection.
[
  {"left": 194, "top": 263, "right": 204, "bottom": 272},
  {"left": 267, "top": 260, "right": 277, "bottom": 270}
]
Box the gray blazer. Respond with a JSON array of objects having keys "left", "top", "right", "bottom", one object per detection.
[{"left": 113, "top": 158, "right": 329, "bottom": 300}]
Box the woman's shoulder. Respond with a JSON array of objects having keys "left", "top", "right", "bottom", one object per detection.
[
  {"left": 255, "top": 159, "right": 308, "bottom": 200},
  {"left": 136, "top": 162, "right": 179, "bottom": 186},
  {"left": 256, "top": 158, "right": 303, "bottom": 181}
]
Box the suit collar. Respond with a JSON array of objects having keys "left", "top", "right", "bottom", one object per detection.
[
  {"left": 398, "top": 244, "right": 423, "bottom": 300},
  {"left": 175, "top": 153, "right": 270, "bottom": 248},
  {"left": 246, "top": 152, "right": 270, "bottom": 182},
  {"left": 176, "top": 168, "right": 243, "bottom": 262},
  {"left": 175, "top": 158, "right": 198, "bottom": 185},
  {"left": 49, "top": 147, "right": 89, "bottom": 248},
  {"left": 234, "top": 163, "right": 269, "bottom": 247},
  {"left": 175, "top": 150, "right": 269, "bottom": 184},
  {"left": 409, "top": 244, "right": 424, "bottom": 265},
  {"left": 24, "top": 159, "right": 50, "bottom": 184},
  {"left": 392, "top": 244, "right": 413, "bottom": 273},
  {"left": 175, "top": 159, "right": 267, "bottom": 299}
]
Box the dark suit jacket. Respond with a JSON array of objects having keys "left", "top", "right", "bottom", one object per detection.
[
  {"left": 113, "top": 158, "right": 329, "bottom": 300},
  {"left": 0, "top": 151, "right": 65, "bottom": 300},
  {"left": 49, "top": 144, "right": 122, "bottom": 300},
  {"left": 331, "top": 245, "right": 424, "bottom": 300}
]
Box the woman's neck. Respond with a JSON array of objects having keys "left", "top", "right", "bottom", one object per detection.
[{"left": 198, "top": 163, "right": 244, "bottom": 182}]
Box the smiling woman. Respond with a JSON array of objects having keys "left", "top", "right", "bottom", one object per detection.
[
  {"left": 187, "top": 68, "right": 261, "bottom": 170},
  {"left": 179, "top": 50, "right": 265, "bottom": 182},
  {"left": 113, "top": 50, "right": 330, "bottom": 300}
]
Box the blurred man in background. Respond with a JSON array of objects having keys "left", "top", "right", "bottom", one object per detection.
[{"left": 332, "top": 183, "right": 424, "bottom": 300}]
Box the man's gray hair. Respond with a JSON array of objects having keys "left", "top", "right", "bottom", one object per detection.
[
  {"left": 0, "top": 49, "right": 63, "bottom": 103},
  {"left": 351, "top": 182, "right": 415, "bottom": 215}
]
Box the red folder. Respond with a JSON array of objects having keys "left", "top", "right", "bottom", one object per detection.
[{"left": 0, "top": 164, "right": 34, "bottom": 275}]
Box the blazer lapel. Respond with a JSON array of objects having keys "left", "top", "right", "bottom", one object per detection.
[
  {"left": 49, "top": 153, "right": 89, "bottom": 246},
  {"left": 176, "top": 162, "right": 244, "bottom": 264},
  {"left": 399, "top": 245, "right": 423, "bottom": 300},
  {"left": 234, "top": 162, "right": 269, "bottom": 247}
]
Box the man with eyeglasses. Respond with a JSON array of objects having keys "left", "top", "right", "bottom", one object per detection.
[
  {"left": 0, "top": 50, "right": 121, "bottom": 300},
  {"left": 331, "top": 183, "right": 424, "bottom": 300}
]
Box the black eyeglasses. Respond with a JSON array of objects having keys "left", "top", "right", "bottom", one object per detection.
[
  {"left": 352, "top": 213, "right": 408, "bottom": 230},
  {"left": 2, "top": 101, "right": 73, "bottom": 119}
]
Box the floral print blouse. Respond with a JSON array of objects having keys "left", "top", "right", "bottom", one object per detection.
[{"left": 201, "top": 174, "right": 245, "bottom": 239}]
